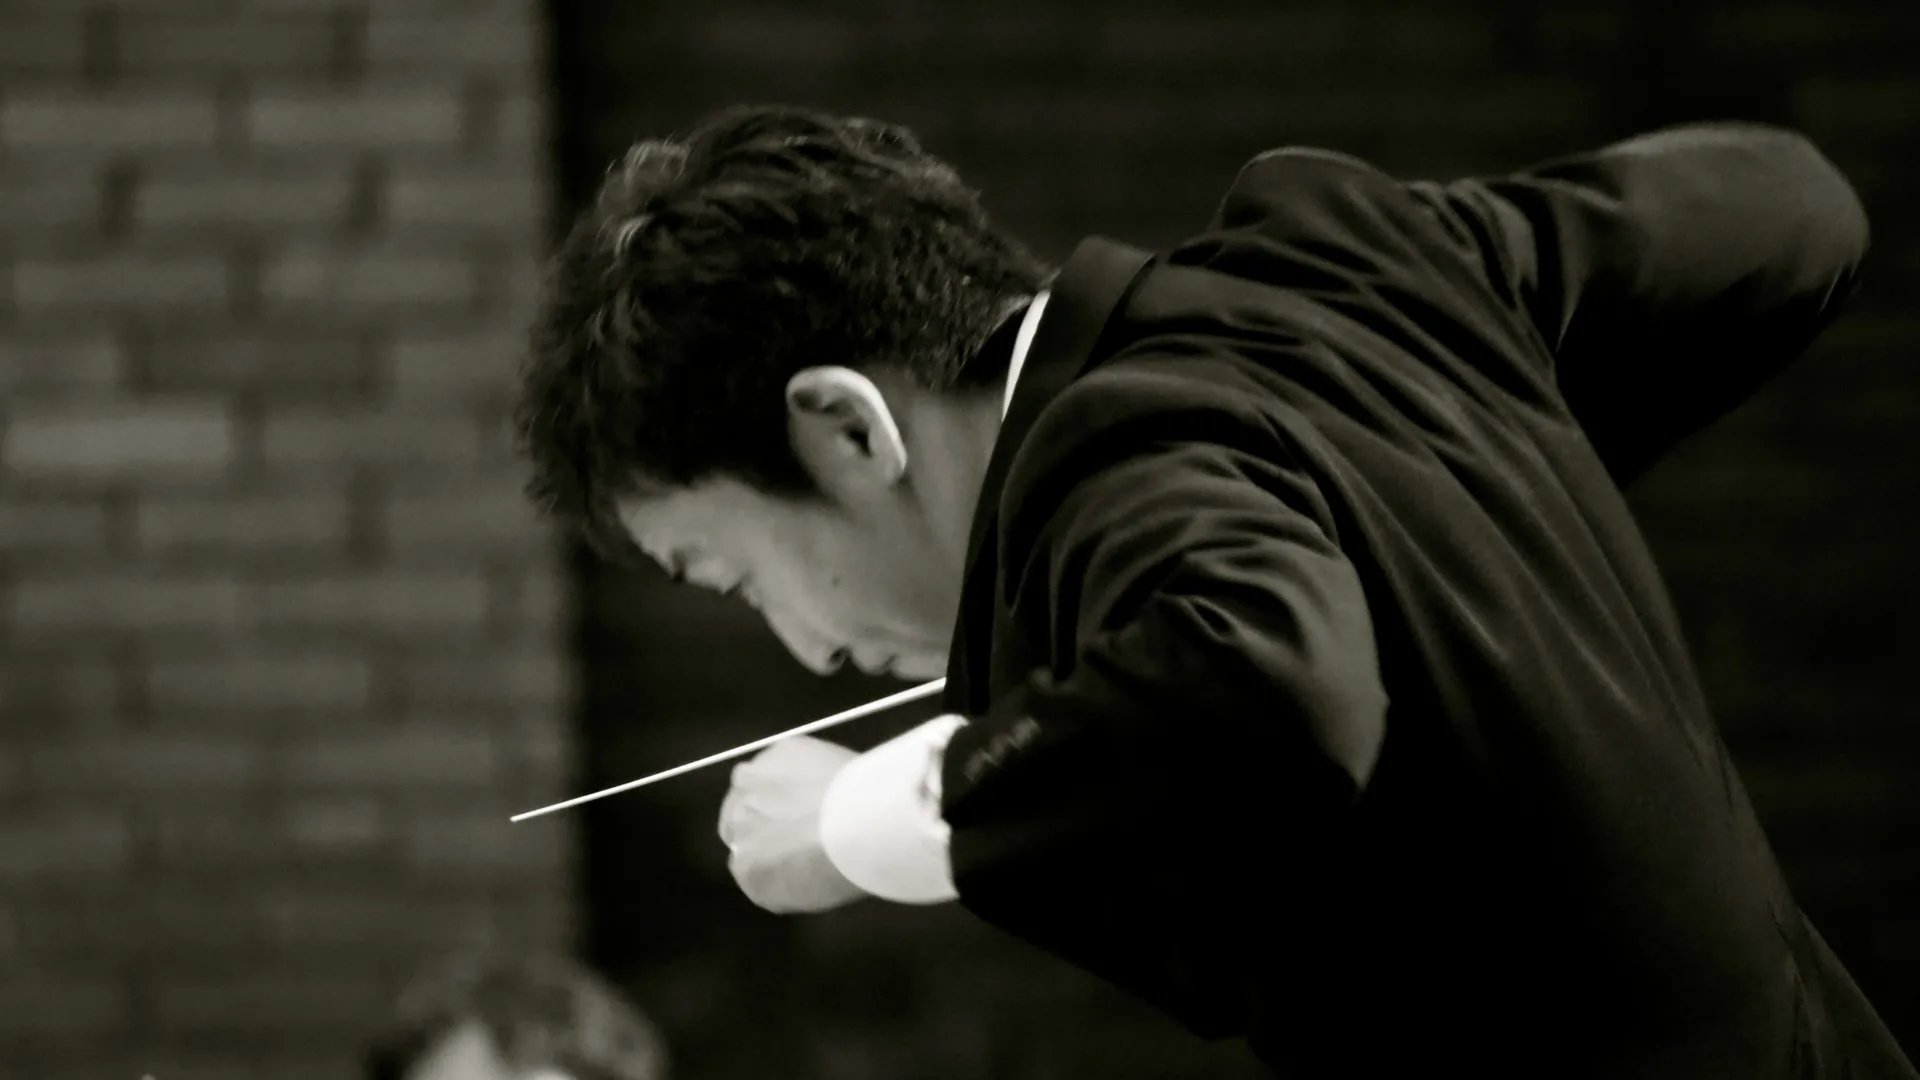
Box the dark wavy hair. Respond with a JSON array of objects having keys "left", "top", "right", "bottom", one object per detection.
[
  {"left": 516, "top": 104, "right": 1050, "bottom": 556},
  {"left": 364, "top": 954, "right": 667, "bottom": 1080}
]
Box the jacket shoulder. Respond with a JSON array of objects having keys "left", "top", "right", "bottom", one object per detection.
[
  {"left": 1195, "top": 143, "right": 1420, "bottom": 258},
  {"left": 1226, "top": 145, "right": 1398, "bottom": 203}
]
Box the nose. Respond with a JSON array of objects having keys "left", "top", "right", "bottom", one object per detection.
[
  {"left": 797, "top": 647, "right": 847, "bottom": 677},
  {"left": 764, "top": 609, "right": 847, "bottom": 676}
]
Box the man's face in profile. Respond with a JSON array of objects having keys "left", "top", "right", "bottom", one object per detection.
[{"left": 403, "top": 1019, "right": 570, "bottom": 1080}]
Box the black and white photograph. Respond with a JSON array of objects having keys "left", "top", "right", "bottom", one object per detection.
[{"left": 1, "top": 2, "right": 1916, "bottom": 1078}]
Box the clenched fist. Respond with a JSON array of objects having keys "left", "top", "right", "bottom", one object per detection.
[{"left": 718, "top": 735, "right": 869, "bottom": 914}]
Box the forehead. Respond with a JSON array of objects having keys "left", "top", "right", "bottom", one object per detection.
[
  {"left": 404, "top": 1020, "right": 513, "bottom": 1080},
  {"left": 615, "top": 479, "right": 766, "bottom": 557}
]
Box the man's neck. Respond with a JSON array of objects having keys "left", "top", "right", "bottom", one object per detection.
[
  {"left": 876, "top": 291, "right": 1050, "bottom": 585},
  {"left": 888, "top": 382, "right": 1005, "bottom": 584}
]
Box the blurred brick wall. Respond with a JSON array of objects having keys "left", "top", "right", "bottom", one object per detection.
[
  {"left": 557, "top": 3, "right": 1920, "bottom": 1079},
  {"left": 0, "top": 2, "right": 574, "bottom": 1078}
]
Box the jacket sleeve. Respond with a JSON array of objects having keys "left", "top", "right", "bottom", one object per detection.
[
  {"left": 1409, "top": 121, "right": 1870, "bottom": 483},
  {"left": 939, "top": 438, "right": 1387, "bottom": 1032}
]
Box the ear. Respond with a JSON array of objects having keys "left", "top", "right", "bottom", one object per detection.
[{"left": 784, "top": 366, "right": 909, "bottom": 494}]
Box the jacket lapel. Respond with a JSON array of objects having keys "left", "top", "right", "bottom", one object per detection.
[{"left": 943, "top": 236, "right": 1156, "bottom": 714}]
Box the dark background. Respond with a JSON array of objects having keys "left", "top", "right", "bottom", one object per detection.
[
  {"left": 553, "top": 2, "right": 1920, "bottom": 1079},
  {"left": 0, "top": 1, "right": 1913, "bottom": 1079}
]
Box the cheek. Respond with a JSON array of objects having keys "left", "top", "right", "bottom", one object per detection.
[
  {"left": 757, "top": 512, "right": 917, "bottom": 634},
  {"left": 746, "top": 528, "right": 843, "bottom": 617},
  {"left": 800, "top": 547, "right": 863, "bottom": 617},
  {"left": 832, "top": 539, "right": 932, "bottom": 630},
  {"left": 785, "top": 530, "right": 884, "bottom": 623}
]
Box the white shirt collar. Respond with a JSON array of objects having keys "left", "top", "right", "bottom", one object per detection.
[{"left": 1001, "top": 291, "right": 1050, "bottom": 418}]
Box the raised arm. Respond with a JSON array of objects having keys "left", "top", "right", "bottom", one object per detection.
[{"left": 1412, "top": 122, "right": 1871, "bottom": 483}]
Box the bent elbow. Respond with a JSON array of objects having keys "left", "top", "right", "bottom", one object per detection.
[
  {"left": 1641, "top": 122, "right": 1872, "bottom": 292},
  {"left": 1773, "top": 127, "right": 1872, "bottom": 297}
]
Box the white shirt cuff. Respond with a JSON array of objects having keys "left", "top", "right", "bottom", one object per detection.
[{"left": 817, "top": 714, "right": 967, "bottom": 905}]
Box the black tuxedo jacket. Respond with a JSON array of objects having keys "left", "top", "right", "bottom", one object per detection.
[{"left": 936, "top": 123, "right": 1908, "bottom": 1078}]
